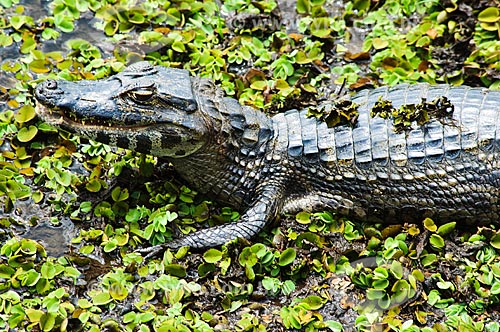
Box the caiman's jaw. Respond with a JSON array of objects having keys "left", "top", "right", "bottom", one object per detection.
[
  {"left": 35, "top": 102, "right": 149, "bottom": 131},
  {"left": 34, "top": 62, "right": 209, "bottom": 158}
]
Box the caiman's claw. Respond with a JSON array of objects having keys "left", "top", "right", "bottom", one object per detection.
[
  {"left": 136, "top": 242, "right": 183, "bottom": 260},
  {"left": 136, "top": 244, "right": 168, "bottom": 260},
  {"left": 135, "top": 239, "right": 186, "bottom": 260}
]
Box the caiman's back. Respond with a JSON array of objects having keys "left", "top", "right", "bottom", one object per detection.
[{"left": 275, "top": 84, "right": 500, "bottom": 224}]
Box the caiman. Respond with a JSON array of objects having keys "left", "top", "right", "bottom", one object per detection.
[{"left": 35, "top": 61, "right": 500, "bottom": 250}]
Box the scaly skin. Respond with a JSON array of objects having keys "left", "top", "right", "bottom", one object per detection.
[{"left": 35, "top": 62, "right": 500, "bottom": 251}]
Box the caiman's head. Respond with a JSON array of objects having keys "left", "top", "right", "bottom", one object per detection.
[{"left": 35, "top": 62, "right": 210, "bottom": 158}]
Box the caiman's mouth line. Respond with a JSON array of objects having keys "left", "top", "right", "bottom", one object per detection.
[{"left": 35, "top": 103, "right": 149, "bottom": 131}]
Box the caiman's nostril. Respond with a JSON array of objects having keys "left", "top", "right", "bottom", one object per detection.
[
  {"left": 35, "top": 79, "right": 62, "bottom": 103},
  {"left": 45, "top": 80, "right": 58, "bottom": 90}
]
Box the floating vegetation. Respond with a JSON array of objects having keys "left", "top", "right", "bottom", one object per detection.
[{"left": 1, "top": 0, "right": 500, "bottom": 330}]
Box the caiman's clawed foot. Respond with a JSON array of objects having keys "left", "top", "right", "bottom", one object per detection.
[{"left": 135, "top": 243, "right": 175, "bottom": 260}]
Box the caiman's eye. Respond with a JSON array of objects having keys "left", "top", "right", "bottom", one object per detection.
[{"left": 127, "top": 88, "right": 155, "bottom": 103}]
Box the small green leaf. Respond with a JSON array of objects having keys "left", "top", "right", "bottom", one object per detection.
[
  {"left": 415, "top": 36, "right": 431, "bottom": 47},
  {"left": 22, "top": 270, "right": 40, "bottom": 286},
  {"left": 64, "top": 266, "right": 81, "bottom": 280},
  {"left": 429, "top": 234, "right": 445, "bottom": 250},
  {"left": 32, "top": 190, "right": 43, "bottom": 203},
  {"left": 109, "top": 282, "right": 128, "bottom": 300},
  {"left": 172, "top": 40, "right": 186, "bottom": 53},
  {"left": 392, "top": 279, "right": 411, "bottom": 303},
  {"left": 111, "top": 187, "right": 129, "bottom": 202},
  {"left": 57, "top": 172, "right": 72, "bottom": 186},
  {"left": 77, "top": 298, "right": 93, "bottom": 309},
  {"left": 250, "top": 80, "right": 268, "bottom": 90},
  {"left": 478, "top": 7, "right": 500, "bottom": 23},
  {"left": 262, "top": 277, "right": 280, "bottom": 293},
  {"left": 245, "top": 265, "right": 255, "bottom": 280},
  {"left": 436, "top": 281, "right": 454, "bottom": 290},
  {"left": 92, "top": 291, "right": 112, "bottom": 305},
  {"left": 26, "top": 308, "right": 44, "bottom": 323},
  {"left": 15, "top": 105, "right": 36, "bottom": 123},
  {"left": 54, "top": 15, "right": 74, "bottom": 33},
  {"left": 239, "top": 247, "right": 258, "bottom": 267},
  {"left": 125, "top": 208, "right": 143, "bottom": 223},
  {"left": 278, "top": 247, "right": 296, "bottom": 266},
  {"left": 480, "top": 22, "right": 500, "bottom": 31},
  {"left": 310, "top": 17, "right": 332, "bottom": 38},
  {"left": 427, "top": 289, "right": 441, "bottom": 306},
  {"left": 103, "top": 240, "right": 117, "bottom": 252},
  {"left": 198, "top": 263, "right": 216, "bottom": 277},
  {"left": 372, "top": 37, "right": 388, "bottom": 50},
  {"left": 203, "top": 248, "right": 222, "bottom": 263},
  {"left": 103, "top": 20, "right": 118, "bottom": 36},
  {"left": 0, "top": 264, "right": 15, "bottom": 278},
  {"left": 301, "top": 295, "right": 324, "bottom": 310},
  {"left": 80, "top": 201, "right": 92, "bottom": 213},
  {"left": 164, "top": 264, "right": 186, "bottom": 278},
  {"left": 412, "top": 269, "right": 425, "bottom": 282},
  {"left": 296, "top": 0, "right": 310, "bottom": 14},
  {"left": 374, "top": 267, "right": 389, "bottom": 279},
  {"left": 40, "top": 312, "right": 56, "bottom": 331},
  {"left": 366, "top": 289, "right": 385, "bottom": 300},
  {"left": 79, "top": 245, "right": 95, "bottom": 255},
  {"left": 17, "top": 125, "right": 38, "bottom": 142},
  {"left": 302, "top": 84, "right": 317, "bottom": 93},
  {"left": 11, "top": 15, "right": 33, "bottom": 30},
  {"left": 324, "top": 321, "right": 343, "bottom": 332},
  {"left": 86, "top": 179, "right": 102, "bottom": 192},
  {"left": 282, "top": 280, "right": 296, "bottom": 296},
  {"left": 378, "top": 294, "right": 391, "bottom": 310},
  {"left": 0, "top": 33, "right": 13, "bottom": 47},
  {"left": 437, "top": 222, "right": 456, "bottom": 236},
  {"left": 421, "top": 253, "right": 437, "bottom": 266},
  {"left": 0, "top": 0, "right": 14, "bottom": 8},
  {"left": 295, "top": 51, "right": 311, "bottom": 64},
  {"left": 296, "top": 211, "right": 311, "bottom": 224},
  {"left": 353, "top": 0, "right": 370, "bottom": 11},
  {"left": 372, "top": 279, "right": 389, "bottom": 290},
  {"left": 491, "top": 282, "right": 500, "bottom": 294},
  {"left": 423, "top": 218, "right": 437, "bottom": 232},
  {"left": 274, "top": 79, "right": 290, "bottom": 90},
  {"left": 41, "top": 27, "right": 60, "bottom": 40},
  {"left": 129, "top": 12, "right": 145, "bottom": 24},
  {"left": 29, "top": 59, "right": 51, "bottom": 73},
  {"left": 491, "top": 233, "right": 500, "bottom": 249},
  {"left": 37, "top": 122, "right": 58, "bottom": 133}
]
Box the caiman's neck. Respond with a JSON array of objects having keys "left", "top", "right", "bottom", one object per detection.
[
  {"left": 192, "top": 77, "right": 274, "bottom": 156},
  {"left": 167, "top": 78, "right": 275, "bottom": 206}
]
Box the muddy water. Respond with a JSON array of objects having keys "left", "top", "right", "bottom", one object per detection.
[{"left": 1, "top": 0, "right": 104, "bottom": 256}]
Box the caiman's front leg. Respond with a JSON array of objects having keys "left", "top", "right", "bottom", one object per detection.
[{"left": 138, "top": 181, "right": 284, "bottom": 257}]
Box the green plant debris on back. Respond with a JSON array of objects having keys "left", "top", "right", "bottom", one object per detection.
[
  {"left": 307, "top": 99, "right": 360, "bottom": 128},
  {"left": 371, "top": 96, "right": 454, "bottom": 133}
]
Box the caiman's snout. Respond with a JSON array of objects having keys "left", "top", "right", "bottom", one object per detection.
[{"left": 35, "top": 79, "right": 62, "bottom": 106}]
